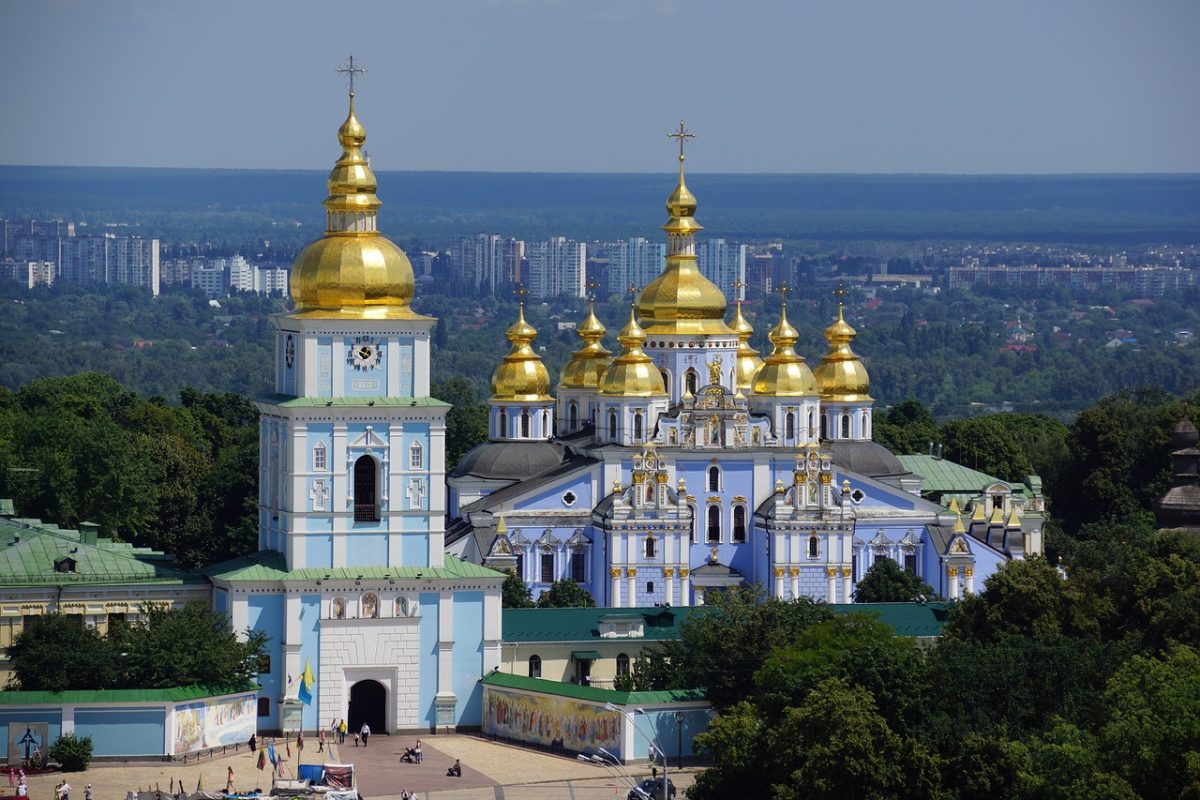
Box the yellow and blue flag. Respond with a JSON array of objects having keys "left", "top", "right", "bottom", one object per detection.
[{"left": 298, "top": 660, "right": 315, "bottom": 705}]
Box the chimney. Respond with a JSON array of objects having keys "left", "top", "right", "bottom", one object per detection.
[{"left": 79, "top": 521, "right": 99, "bottom": 546}]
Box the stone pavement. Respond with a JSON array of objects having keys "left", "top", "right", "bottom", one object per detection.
[{"left": 14, "top": 734, "right": 696, "bottom": 800}]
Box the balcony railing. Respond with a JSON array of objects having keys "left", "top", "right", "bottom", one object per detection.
[{"left": 354, "top": 504, "right": 380, "bottom": 522}]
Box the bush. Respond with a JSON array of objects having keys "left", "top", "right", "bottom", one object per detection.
[{"left": 48, "top": 733, "right": 93, "bottom": 772}]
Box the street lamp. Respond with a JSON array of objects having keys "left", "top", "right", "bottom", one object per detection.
[
  {"left": 578, "top": 746, "right": 645, "bottom": 798},
  {"left": 605, "top": 702, "right": 671, "bottom": 800},
  {"left": 674, "top": 710, "right": 684, "bottom": 770}
]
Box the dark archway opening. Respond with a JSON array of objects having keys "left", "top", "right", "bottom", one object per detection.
[
  {"left": 354, "top": 456, "right": 379, "bottom": 521},
  {"left": 348, "top": 679, "right": 386, "bottom": 734}
]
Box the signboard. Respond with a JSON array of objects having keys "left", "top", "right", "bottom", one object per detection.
[
  {"left": 7, "top": 723, "right": 48, "bottom": 765},
  {"left": 483, "top": 687, "right": 620, "bottom": 756}
]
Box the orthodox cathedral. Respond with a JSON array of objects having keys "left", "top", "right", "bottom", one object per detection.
[{"left": 445, "top": 127, "right": 1044, "bottom": 608}]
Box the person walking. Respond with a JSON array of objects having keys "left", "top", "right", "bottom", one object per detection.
[
  {"left": 359, "top": 722, "right": 371, "bottom": 747},
  {"left": 337, "top": 719, "right": 347, "bottom": 745},
  {"left": 318, "top": 729, "right": 325, "bottom": 753},
  {"left": 414, "top": 739, "right": 423, "bottom": 764},
  {"left": 84, "top": 785, "right": 93, "bottom": 800}
]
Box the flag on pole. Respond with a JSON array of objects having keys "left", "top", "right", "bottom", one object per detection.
[
  {"left": 257, "top": 750, "right": 267, "bottom": 771},
  {"left": 267, "top": 743, "right": 277, "bottom": 767},
  {"left": 298, "top": 660, "right": 315, "bottom": 705}
]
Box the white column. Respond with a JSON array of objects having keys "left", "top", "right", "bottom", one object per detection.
[
  {"left": 413, "top": 332, "right": 431, "bottom": 397},
  {"left": 790, "top": 569, "right": 799, "bottom": 600},
  {"left": 626, "top": 569, "right": 637, "bottom": 608},
  {"left": 774, "top": 568, "right": 785, "bottom": 598},
  {"left": 842, "top": 567, "right": 853, "bottom": 603},
  {"left": 679, "top": 570, "right": 690, "bottom": 606},
  {"left": 284, "top": 592, "right": 302, "bottom": 702},
  {"left": 388, "top": 422, "right": 405, "bottom": 567},
  {"left": 827, "top": 568, "right": 838, "bottom": 603},
  {"left": 947, "top": 567, "right": 960, "bottom": 600},
  {"left": 665, "top": 569, "right": 675, "bottom": 606},
  {"left": 437, "top": 589, "right": 455, "bottom": 697},
  {"left": 964, "top": 566, "right": 975, "bottom": 595},
  {"left": 61, "top": 705, "right": 75, "bottom": 735},
  {"left": 611, "top": 569, "right": 622, "bottom": 608},
  {"left": 230, "top": 592, "right": 249, "bottom": 640}
]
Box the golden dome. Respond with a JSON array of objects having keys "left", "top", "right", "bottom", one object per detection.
[
  {"left": 491, "top": 300, "right": 552, "bottom": 401},
  {"left": 730, "top": 297, "right": 764, "bottom": 392},
  {"left": 290, "top": 95, "right": 422, "bottom": 319},
  {"left": 558, "top": 297, "right": 613, "bottom": 390},
  {"left": 599, "top": 302, "right": 667, "bottom": 397},
  {"left": 812, "top": 299, "right": 872, "bottom": 402},
  {"left": 636, "top": 126, "right": 732, "bottom": 336},
  {"left": 752, "top": 299, "right": 818, "bottom": 397}
]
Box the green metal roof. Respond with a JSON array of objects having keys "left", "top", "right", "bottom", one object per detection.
[
  {"left": 204, "top": 549, "right": 505, "bottom": 583},
  {"left": 0, "top": 517, "right": 201, "bottom": 588},
  {"left": 896, "top": 454, "right": 1034, "bottom": 496},
  {"left": 482, "top": 670, "right": 706, "bottom": 705},
  {"left": 501, "top": 607, "right": 702, "bottom": 643},
  {"left": 0, "top": 683, "right": 258, "bottom": 706},
  {"left": 832, "top": 602, "right": 951, "bottom": 639},
  {"left": 258, "top": 394, "right": 450, "bottom": 409}
]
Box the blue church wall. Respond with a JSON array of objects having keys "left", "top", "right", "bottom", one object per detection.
[
  {"left": 316, "top": 338, "right": 333, "bottom": 396},
  {"left": 305, "top": 534, "right": 334, "bottom": 569},
  {"left": 395, "top": 336, "right": 415, "bottom": 395},
  {"left": 213, "top": 588, "right": 228, "bottom": 615},
  {"left": 76, "top": 707, "right": 164, "bottom": 756},
  {"left": 452, "top": 591, "right": 485, "bottom": 725},
  {"left": 341, "top": 342, "right": 387, "bottom": 398},
  {"left": 417, "top": 592, "right": 440, "bottom": 729},
  {"left": 306, "top": 425, "right": 333, "bottom": 470},
  {"left": 0, "top": 709, "right": 61, "bottom": 753},
  {"left": 303, "top": 515, "right": 335, "bottom": 533},
  {"left": 401, "top": 532, "right": 430, "bottom": 566},
  {"left": 247, "top": 594, "right": 284, "bottom": 729},
  {"left": 299, "top": 594, "right": 321, "bottom": 730},
  {"left": 347, "top": 533, "right": 388, "bottom": 566},
  {"left": 631, "top": 707, "right": 713, "bottom": 761},
  {"left": 514, "top": 472, "right": 593, "bottom": 512}
]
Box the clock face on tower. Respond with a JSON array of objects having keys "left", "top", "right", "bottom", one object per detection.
[
  {"left": 285, "top": 335, "right": 295, "bottom": 369},
  {"left": 348, "top": 336, "right": 381, "bottom": 371}
]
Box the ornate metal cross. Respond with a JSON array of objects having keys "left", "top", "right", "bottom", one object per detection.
[
  {"left": 337, "top": 55, "right": 367, "bottom": 95},
  {"left": 667, "top": 120, "right": 696, "bottom": 164}
]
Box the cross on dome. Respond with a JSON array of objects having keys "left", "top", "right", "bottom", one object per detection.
[
  {"left": 514, "top": 284, "right": 528, "bottom": 306},
  {"left": 668, "top": 120, "right": 696, "bottom": 165},
  {"left": 337, "top": 55, "right": 367, "bottom": 96}
]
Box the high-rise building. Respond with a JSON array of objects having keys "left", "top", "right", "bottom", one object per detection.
[
  {"left": 109, "top": 236, "right": 160, "bottom": 296},
  {"left": 227, "top": 254, "right": 254, "bottom": 293},
  {"left": 525, "top": 237, "right": 586, "bottom": 299},
  {"left": 2, "top": 260, "right": 55, "bottom": 288},
  {"left": 607, "top": 237, "right": 664, "bottom": 295},
  {"left": 254, "top": 264, "right": 290, "bottom": 295},
  {"left": 697, "top": 238, "right": 746, "bottom": 299},
  {"left": 191, "top": 261, "right": 226, "bottom": 298},
  {"left": 448, "top": 234, "right": 524, "bottom": 295}
]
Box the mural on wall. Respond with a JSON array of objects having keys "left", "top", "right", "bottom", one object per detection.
[
  {"left": 7, "top": 723, "right": 49, "bottom": 765},
  {"left": 173, "top": 695, "right": 257, "bottom": 754},
  {"left": 483, "top": 688, "right": 621, "bottom": 756}
]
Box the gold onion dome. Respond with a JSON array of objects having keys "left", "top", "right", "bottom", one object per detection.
[
  {"left": 599, "top": 301, "right": 667, "bottom": 397},
  {"left": 636, "top": 127, "right": 732, "bottom": 336},
  {"left": 730, "top": 296, "right": 764, "bottom": 392},
  {"left": 752, "top": 297, "right": 818, "bottom": 397},
  {"left": 559, "top": 296, "right": 613, "bottom": 390},
  {"left": 491, "top": 299, "right": 552, "bottom": 401},
  {"left": 290, "top": 94, "right": 421, "bottom": 319},
  {"left": 813, "top": 298, "right": 872, "bottom": 401}
]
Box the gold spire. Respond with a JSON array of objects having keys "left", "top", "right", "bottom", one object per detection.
[
  {"left": 948, "top": 497, "right": 962, "bottom": 515},
  {"left": 953, "top": 515, "right": 966, "bottom": 533},
  {"left": 491, "top": 287, "right": 552, "bottom": 401},
  {"left": 751, "top": 286, "right": 817, "bottom": 397},
  {"left": 290, "top": 62, "right": 421, "bottom": 319},
  {"left": 813, "top": 287, "right": 872, "bottom": 401},
  {"left": 990, "top": 506, "right": 1005, "bottom": 525},
  {"left": 636, "top": 122, "right": 733, "bottom": 336},
  {"left": 559, "top": 281, "right": 613, "bottom": 390},
  {"left": 599, "top": 289, "right": 668, "bottom": 397},
  {"left": 1006, "top": 507, "right": 1022, "bottom": 527},
  {"left": 972, "top": 502, "right": 987, "bottom": 522},
  {"left": 729, "top": 281, "right": 764, "bottom": 391}
]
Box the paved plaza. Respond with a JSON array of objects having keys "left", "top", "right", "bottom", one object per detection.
[{"left": 15, "top": 734, "right": 696, "bottom": 800}]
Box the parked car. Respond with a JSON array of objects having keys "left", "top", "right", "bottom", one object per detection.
[{"left": 628, "top": 777, "right": 676, "bottom": 800}]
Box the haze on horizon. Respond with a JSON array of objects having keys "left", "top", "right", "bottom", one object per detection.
[{"left": 1, "top": 0, "right": 1198, "bottom": 175}]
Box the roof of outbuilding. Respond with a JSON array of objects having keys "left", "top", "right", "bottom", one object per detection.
[
  {"left": 203, "top": 549, "right": 504, "bottom": 583},
  {"left": 481, "top": 670, "right": 707, "bottom": 705},
  {"left": 0, "top": 683, "right": 258, "bottom": 706},
  {"left": 896, "top": 454, "right": 1036, "bottom": 497}
]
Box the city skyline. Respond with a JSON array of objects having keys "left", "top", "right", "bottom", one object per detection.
[{"left": 0, "top": 0, "right": 1197, "bottom": 174}]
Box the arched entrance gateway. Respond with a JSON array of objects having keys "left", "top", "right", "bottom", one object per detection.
[{"left": 347, "top": 679, "right": 386, "bottom": 735}]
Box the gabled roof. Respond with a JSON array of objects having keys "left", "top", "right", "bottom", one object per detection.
[
  {"left": 204, "top": 549, "right": 504, "bottom": 583},
  {"left": 0, "top": 517, "right": 200, "bottom": 588},
  {"left": 897, "top": 454, "right": 1034, "bottom": 497},
  {"left": 482, "top": 670, "right": 706, "bottom": 705}
]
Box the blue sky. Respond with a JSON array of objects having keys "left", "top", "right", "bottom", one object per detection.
[{"left": 1, "top": 0, "right": 1197, "bottom": 173}]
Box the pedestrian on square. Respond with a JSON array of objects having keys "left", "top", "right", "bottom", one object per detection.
[
  {"left": 338, "top": 720, "right": 347, "bottom": 744},
  {"left": 359, "top": 722, "right": 370, "bottom": 747},
  {"left": 318, "top": 729, "right": 325, "bottom": 753}
]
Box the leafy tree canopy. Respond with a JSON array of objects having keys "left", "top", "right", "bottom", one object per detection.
[
  {"left": 535, "top": 580, "right": 595, "bottom": 608},
  {"left": 853, "top": 557, "right": 934, "bottom": 603},
  {"left": 501, "top": 572, "right": 534, "bottom": 608}
]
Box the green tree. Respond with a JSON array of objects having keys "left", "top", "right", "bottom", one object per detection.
[
  {"left": 941, "top": 731, "right": 1029, "bottom": 800},
  {"left": 874, "top": 399, "right": 939, "bottom": 455},
  {"left": 501, "top": 572, "right": 534, "bottom": 608},
  {"left": 47, "top": 733, "right": 93, "bottom": 772},
  {"left": 853, "top": 558, "right": 934, "bottom": 603},
  {"left": 535, "top": 580, "right": 595, "bottom": 608},
  {"left": 1021, "top": 720, "right": 1138, "bottom": 800},
  {"left": 940, "top": 415, "right": 1033, "bottom": 483},
  {"left": 431, "top": 377, "right": 489, "bottom": 466},
  {"left": 688, "top": 702, "right": 773, "bottom": 800},
  {"left": 6, "top": 614, "right": 116, "bottom": 692}
]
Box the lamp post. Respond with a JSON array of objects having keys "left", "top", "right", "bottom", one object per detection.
[
  {"left": 605, "top": 702, "right": 671, "bottom": 800},
  {"left": 578, "top": 746, "right": 643, "bottom": 797},
  {"left": 674, "top": 710, "right": 684, "bottom": 770}
]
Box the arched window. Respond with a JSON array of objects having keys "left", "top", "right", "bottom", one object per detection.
[
  {"left": 808, "top": 410, "right": 815, "bottom": 437},
  {"left": 808, "top": 535, "right": 819, "bottom": 558},
  {"left": 409, "top": 441, "right": 423, "bottom": 469},
  {"left": 528, "top": 655, "right": 542, "bottom": 678},
  {"left": 690, "top": 504, "right": 698, "bottom": 543},
  {"left": 647, "top": 581, "right": 655, "bottom": 594},
  {"left": 616, "top": 653, "right": 630, "bottom": 678},
  {"left": 542, "top": 410, "right": 549, "bottom": 436},
  {"left": 634, "top": 412, "right": 643, "bottom": 441},
  {"left": 707, "top": 505, "right": 721, "bottom": 542},
  {"left": 841, "top": 414, "right": 850, "bottom": 439},
  {"left": 569, "top": 401, "right": 578, "bottom": 430},
  {"left": 353, "top": 455, "right": 379, "bottom": 521},
  {"left": 644, "top": 536, "right": 656, "bottom": 559},
  {"left": 708, "top": 466, "right": 720, "bottom": 492},
  {"left": 820, "top": 413, "right": 828, "bottom": 440},
  {"left": 786, "top": 411, "right": 796, "bottom": 439},
  {"left": 733, "top": 506, "right": 747, "bottom": 543},
  {"left": 685, "top": 369, "right": 698, "bottom": 395},
  {"left": 313, "top": 442, "right": 327, "bottom": 471},
  {"left": 861, "top": 410, "right": 870, "bottom": 437},
  {"left": 608, "top": 410, "right": 618, "bottom": 439},
  {"left": 659, "top": 369, "right": 669, "bottom": 392},
  {"left": 361, "top": 592, "right": 379, "bottom": 619},
  {"left": 521, "top": 409, "right": 531, "bottom": 438},
  {"left": 500, "top": 409, "right": 508, "bottom": 436},
  {"left": 332, "top": 597, "right": 346, "bottom": 619}
]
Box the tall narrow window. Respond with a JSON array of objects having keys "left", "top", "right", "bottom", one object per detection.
[
  {"left": 690, "top": 504, "right": 698, "bottom": 543},
  {"left": 541, "top": 550, "right": 555, "bottom": 583},
  {"left": 861, "top": 410, "right": 870, "bottom": 437},
  {"left": 608, "top": 410, "right": 618, "bottom": 439},
  {"left": 616, "top": 653, "right": 630, "bottom": 678},
  {"left": 808, "top": 535, "right": 819, "bottom": 558},
  {"left": 733, "top": 506, "right": 747, "bottom": 543},
  {"left": 634, "top": 413, "right": 643, "bottom": 441},
  {"left": 685, "top": 370, "right": 698, "bottom": 395},
  {"left": 841, "top": 414, "right": 850, "bottom": 439},
  {"left": 786, "top": 412, "right": 796, "bottom": 439},
  {"left": 820, "top": 413, "right": 828, "bottom": 440},
  {"left": 409, "top": 441, "right": 423, "bottom": 469},
  {"left": 515, "top": 552, "right": 524, "bottom": 580},
  {"left": 644, "top": 536, "right": 657, "bottom": 559},
  {"left": 528, "top": 655, "right": 542, "bottom": 678},
  {"left": 808, "top": 410, "right": 815, "bottom": 437},
  {"left": 500, "top": 409, "right": 508, "bottom": 436},
  {"left": 569, "top": 401, "right": 578, "bottom": 430},
  {"left": 353, "top": 455, "right": 379, "bottom": 521},
  {"left": 542, "top": 410, "right": 549, "bottom": 435},
  {"left": 313, "top": 442, "right": 327, "bottom": 471},
  {"left": 707, "top": 506, "right": 721, "bottom": 543},
  {"left": 904, "top": 552, "right": 917, "bottom": 575},
  {"left": 521, "top": 409, "right": 531, "bottom": 438},
  {"left": 571, "top": 549, "right": 586, "bottom": 582},
  {"left": 708, "top": 466, "right": 720, "bottom": 492}
]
